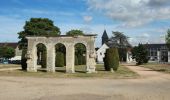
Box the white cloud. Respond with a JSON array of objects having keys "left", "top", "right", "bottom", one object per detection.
[
  {"left": 87, "top": 0, "right": 170, "bottom": 27},
  {"left": 83, "top": 16, "right": 93, "bottom": 22}
]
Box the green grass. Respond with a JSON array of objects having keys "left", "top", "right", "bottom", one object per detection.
[
  {"left": 140, "top": 62, "right": 170, "bottom": 74},
  {"left": 0, "top": 64, "right": 20, "bottom": 69},
  {"left": 0, "top": 64, "right": 139, "bottom": 79}
]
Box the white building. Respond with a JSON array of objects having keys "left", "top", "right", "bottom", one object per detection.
[{"left": 96, "top": 30, "right": 133, "bottom": 63}]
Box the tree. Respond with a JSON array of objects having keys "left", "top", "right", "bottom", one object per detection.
[
  {"left": 104, "top": 48, "right": 119, "bottom": 71},
  {"left": 165, "top": 29, "right": 170, "bottom": 49},
  {"left": 132, "top": 44, "right": 149, "bottom": 65},
  {"left": 66, "top": 29, "right": 83, "bottom": 36},
  {"left": 166, "top": 29, "right": 170, "bottom": 44},
  {"left": 55, "top": 43, "right": 66, "bottom": 67},
  {"left": 108, "top": 31, "right": 131, "bottom": 62},
  {"left": 66, "top": 30, "right": 86, "bottom": 65},
  {"left": 0, "top": 46, "right": 15, "bottom": 59},
  {"left": 55, "top": 52, "right": 65, "bottom": 67},
  {"left": 18, "top": 18, "right": 61, "bottom": 70}
]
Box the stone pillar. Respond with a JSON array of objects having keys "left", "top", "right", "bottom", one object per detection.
[
  {"left": 66, "top": 44, "right": 75, "bottom": 73},
  {"left": 168, "top": 51, "right": 170, "bottom": 63},
  {"left": 27, "top": 41, "right": 37, "bottom": 72},
  {"left": 86, "top": 42, "right": 96, "bottom": 73},
  {"left": 46, "top": 44, "right": 55, "bottom": 72},
  {"left": 157, "top": 51, "right": 160, "bottom": 62}
]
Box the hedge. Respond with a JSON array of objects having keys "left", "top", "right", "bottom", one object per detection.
[
  {"left": 104, "top": 48, "right": 120, "bottom": 71},
  {"left": 55, "top": 52, "right": 65, "bottom": 67}
]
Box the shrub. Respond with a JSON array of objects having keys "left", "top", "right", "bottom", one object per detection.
[
  {"left": 104, "top": 48, "right": 120, "bottom": 71},
  {"left": 21, "top": 48, "right": 27, "bottom": 70},
  {"left": 132, "top": 44, "right": 149, "bottom": 65},
  {"left": 75, "top": 55, "right": 78, "bottom": 65},
  {"left": 41, "top": 51, "right": 47, "bottom": 68},
  {"left": 55, "top": 52, "right": 64, "bottom": 67}
]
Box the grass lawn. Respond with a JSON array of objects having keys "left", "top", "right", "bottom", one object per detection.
[
  {"left": 140, "top": 62, "right": 170, "bottom": 74},
  {"left": 0, "top": 64, "right": 20, "bottom": 69},
  {"left": 0, "top": 64, "right": 139, "bottom": 79}
]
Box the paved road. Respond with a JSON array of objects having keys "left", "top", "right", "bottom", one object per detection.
[{"left": 0, "top": 64, "right": 170, "bottom": 100}]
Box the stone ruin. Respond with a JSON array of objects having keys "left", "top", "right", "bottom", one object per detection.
[{"left": 26, "top": 35, "right": 97, "bottom": 73}]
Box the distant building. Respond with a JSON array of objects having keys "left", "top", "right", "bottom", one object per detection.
[
  {"left": 145, "top": 44, "right": 170, "bottom": 62},
  {"left": 96, "top": 30, "right": 133, "bottom": 63},
  {"left": 0, "top": 42, "right": 22, "bottom": 63}
]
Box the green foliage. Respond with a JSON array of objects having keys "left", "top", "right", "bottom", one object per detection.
[
  {"left": 110, "top": 31, "right": 131, "bottom": 48},
  {"left": 0, "top": 46, "right": 15, "bottom": 59},
  {"left": 18, "top": 18, "right": 60, "bottom": 49},
  {"left": 55, "top": 52, "right": 65, "bottom": 67},
  {"left": 55, "top": 44, "right": 66, "bottom": 66},
  {"left": 75, "top": 43, "right": 86, "bottom": 65},
  {"left": 166, "top": 29, "right": 170, "bottom": 44},
  {"left": 132, "top": 44, "right": 149, "bottom": 65},
  {"left": 104, "top": 48, "right": 120, "bottom": 71},
  {"left": 75, "top": 55, "right": 79, "bottom": 65},
  {"left": 165, "top": 29, "right": 170, "bottom": 49},
  {"left": 21, "top": 48, "right": 27, "bottom": 70},
  {"left": 66, "top": 29, "right": 84, "bottom": 36},
  {"left": 118, "top": 48, "right": 127, "bottom": 62},
  {"left": 18, "top": 18, "right": 60, "bottom": 70},
  {"left": 41, "top": 51, "right": 47, "bottom": 68},
  {"left": 36, "top": 44, "right": 47, "bottom": 68}
]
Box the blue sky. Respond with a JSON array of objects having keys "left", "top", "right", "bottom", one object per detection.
[{"left": 0, "top": 0, "right": 170, "bottom": 47}]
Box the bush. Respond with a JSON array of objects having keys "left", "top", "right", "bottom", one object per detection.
[
  {"left": 21, "top": 48, "right": 27, "bottom": 70},
  {"left": 41, "top": 51, "right": 47, "bottom": 68},
  {"left": 75, "top": 55, "right": 78, "bottom": 65},
  {"left": 55, "top": 52, "right": 64, "bottom": 67},
  {"left": 132, "top": 44, "right": 149, "bottom": 65},
  {"left": 104, "top": 48, "right": 120, "bottom": 71}
]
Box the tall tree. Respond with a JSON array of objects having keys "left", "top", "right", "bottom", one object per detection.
[
  {"left": 0, "top": 46, "right": 15, "bottom": 59},
  {"left": 18, "top": 18, "right": 61, "bottom": 70},
  {"left": 66, "top": 29, "right": 84, "bottom": 36},
  {"left": 109, "top": 31, "right": 131, "bottom": 48},
  {"left": 132, "top": 44, "right": 149, "bottom": 65},
  {"left": 108, "top": 31, "right": 131, "bottom": 61},
  {"left": 166, "top": 29, "right": 170, "bottom": 44}
]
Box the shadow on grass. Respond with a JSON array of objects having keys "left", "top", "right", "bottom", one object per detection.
[{"left": 75, "top": 70, "right": 86, "bottom": 73}]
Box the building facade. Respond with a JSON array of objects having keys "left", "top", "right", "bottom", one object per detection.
[
  {"left": 145, "top": 44, "right": 170, "bottom": 62},
  {"left": 96, "top": 30, "right": 133, "bottom": 63}
]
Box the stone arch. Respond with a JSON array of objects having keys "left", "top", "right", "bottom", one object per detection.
[
  {"left": 74, "top": 43, "right": 87, "bottom": 73},
  {"left": 36, "top": 43, "right": 47, "bottom": 71},
  {"left": 55, "top": 43, "right": 66, "bottom": 72},
  {"left": 26, "top": 35, "right": 96, "bottom": 73}
]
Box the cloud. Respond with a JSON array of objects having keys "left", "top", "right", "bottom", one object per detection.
[
  {"left": 83, "top": 15, "right": 93, "bottom": 22},
  {"left": 87, "top": 0, "right": 170, "bottom": 27}
]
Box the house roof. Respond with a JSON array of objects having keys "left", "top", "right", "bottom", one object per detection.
[
  {"left": 145, "top": 44, "right": 169, "bottom": 49},
  {"left": 0, "top": 42, "right": 18, "bottom": 49}
]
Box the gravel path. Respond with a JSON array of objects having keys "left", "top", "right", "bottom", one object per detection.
[{"left": 0, "top": 64, "right": 170, "bottom": 100}]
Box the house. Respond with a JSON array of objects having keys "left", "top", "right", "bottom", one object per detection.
[
  {"left": 96, "top": 30, "right": 133, "bottom": 63},
  {"left": 145, "top": 44, "right": 170, "bottom": 62},
  {"left": 0, "top": 42, "right": 22, "bottom": 63}
]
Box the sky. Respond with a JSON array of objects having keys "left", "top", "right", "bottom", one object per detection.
[{"left": 0, "top": 0, "right": 170, "bottom": 47}]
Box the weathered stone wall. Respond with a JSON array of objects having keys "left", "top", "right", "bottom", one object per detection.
[{"left": 26, "top": 35, "right": 96, "bottom": 73}]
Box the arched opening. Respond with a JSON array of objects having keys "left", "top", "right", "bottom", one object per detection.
[
  {"left": 55, "top": 43, "right": 66, "bottom": 72},
  {"left": 36, "top": 43, "right": 47, "bottom": 71},
  {"left": 74, "top": 43, "right": 86, "bottom": 73}
]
